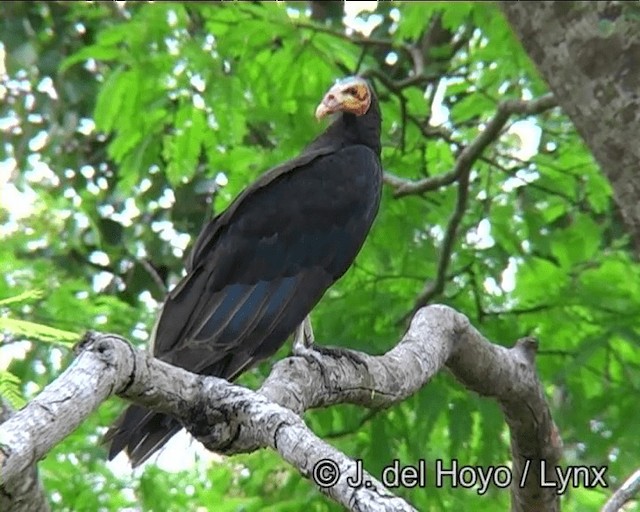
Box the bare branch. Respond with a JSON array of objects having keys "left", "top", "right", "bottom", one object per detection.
[
  {"left": 383, "top": 167, "right": 459, "bottom": 196},
  {"left": 404, "top": 160, "right": 471, "bottom": 321},
  {"left": 602, "top": 469, "right": 640, "bottom": 512},
  {"left": 137, "top": 257, "right": 168, "bottom": 293},
  {"left": 390, "top": 93, "right": 558, "bottom": 198},
  {"left": 362, "top": 67, "right": 438, "bottom": 97},
  {"left": 379, "top": 92, "right": 556, "bottom": 205},
  {"left": 483, "top": 304, "right": 554, "bottom": 317},
  {"left": 0, "top": 306, "right": 562, "bottom": 511},
  {"left": 0, "top": 399, "right": 50, "bottom": 512}
]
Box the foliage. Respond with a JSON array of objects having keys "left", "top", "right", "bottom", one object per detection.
[{"left": 1, "top": 2, "right": 638, "bottom": 511}]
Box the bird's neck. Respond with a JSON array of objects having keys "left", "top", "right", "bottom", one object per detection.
[
  {"left": 340, "top": 112, "right": 381, "bottom": 156},
  {"left": 308, "top": 112, "right": 381, "bottom": 156}
]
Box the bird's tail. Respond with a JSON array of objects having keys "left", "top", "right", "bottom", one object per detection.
[{"left": 103, "top": 405, "right": 182, "bottom": 467}]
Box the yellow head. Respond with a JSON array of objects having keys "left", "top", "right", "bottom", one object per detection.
[{"left": 315, "top": 76, "right": 372, "bottom": 120}]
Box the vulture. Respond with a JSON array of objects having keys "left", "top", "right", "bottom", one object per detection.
[{"left": 105, "top": 75, "right": 383, "bottom": 466}]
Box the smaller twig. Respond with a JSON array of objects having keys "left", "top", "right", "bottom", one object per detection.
[
  {"left": 406, "top": 44, "right": 425, "bottom": 79},
  {"left": 354, "top": 45, "right": 368, "bottom": 75},
  {"left": 478, "top": 154, "right": 578, "bottom": 204},
  {"left": 465, "top": 265, "right": 486, "bottom": 322},
  {"left": 362, "top": 68, "right": 435, "bottom": 96},
  {"left": 403, "top": 157, "right": 471, "bottom": 322},
  {"left": 398, "top": 94, "right": 557, "bottom": 320},
  {"left": 294, "top": 20, "right": 416, "bottom": 64},
  {"left": 138, "top": 258, "right": 167, "bottom": 293},
  {"left": 536, "top": 349, "right": 578, "bottom": 357},
  {"left": 483, "top": 304, "right": 554, "bottom": 316},
  {"left": 391, "top": 93, "right": 558, "bottom": 198},
  {"left": 383, "top": 168, "right": 460, "bottom": 197},
  {"left": 399, "top": 93, "right": 408, "bottom": 152}
]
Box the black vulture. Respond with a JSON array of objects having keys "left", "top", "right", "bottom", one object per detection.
[{"left": 105, "top": 76, "right": 383, "bottom": 466}]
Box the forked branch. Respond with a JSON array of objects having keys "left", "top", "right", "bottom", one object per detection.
[{"left": 0, "top": 305, "right": 562, "bottom": 512}]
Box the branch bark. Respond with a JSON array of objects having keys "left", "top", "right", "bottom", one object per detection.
[
  {"left": 0, "top": 399, "right": 50, "bottom": 512},
  {"left": 602, "top": 468, "right": 640, "bottom": 512},
  {"left": 0, "top": 305, "right": 562, "bottom": 512}
]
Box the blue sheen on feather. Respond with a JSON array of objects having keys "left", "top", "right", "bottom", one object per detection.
[
  {"left": 195, "top": 278, "right": 296, "bottom": 343},
  {"left": 195, "top": 283, "right": 248, "bottom": 341},
  {"left": 253, "top": 277, "right": 297, "bottom": 330},
  {"left": 216, "top": 280, "right": 272, "bottom": 341}
]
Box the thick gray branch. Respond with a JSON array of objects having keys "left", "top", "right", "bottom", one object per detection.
[
  {"left": 0, "top": 305, "right": 561, "bottom": 512},
  {"left": 0, "top": 399, "right": 50, "bottom": 512}
]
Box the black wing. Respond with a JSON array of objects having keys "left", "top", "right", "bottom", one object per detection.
[
  {"left": 105, "top": 144, "right": 381, "bottom": 465},
  {"left": 153, "top": 144, "right": 382, "bottom": 378}
]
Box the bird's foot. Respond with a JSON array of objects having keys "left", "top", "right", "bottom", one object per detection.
[
  {"left": 292, "top": 316, "right": 368, "bottom": 370},
  {"left": 310, "top": 344, "right": 369, "bottom": 368},
  {"left": 294, "top": 341, "right": 369, "bottom": 371}
]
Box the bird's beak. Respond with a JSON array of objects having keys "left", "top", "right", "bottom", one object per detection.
[{"left": 315, "top": 89, "right": 341, "bottom": 120}]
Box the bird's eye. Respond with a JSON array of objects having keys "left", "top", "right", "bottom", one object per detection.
[{"left": 344, "top": 87, "right": 358, "bottom": 96}]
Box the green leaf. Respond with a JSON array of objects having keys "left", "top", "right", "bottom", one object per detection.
[
  {"left": 550, "top": 215, "right": 601, "bottom": 269},
  {"left": 395, "top": 4, "right": 439, "bottom": 40},
  {"left": 448, "top": 398, "right": 474, "bottom": 457},
  {"left": 0, "top": 318, "right": 79, "bottom": 346},
  {"left": 0, "top": 290, "right": 44, "bottom": 306},
  {"left": 450, "top": 93, "right": 496, "bottom": 123},
  {"left": 60, "top": 45, "right": 121, "bottom": 73},
  {"left": 515, "top": 257, "right": 566, "bottom": 305},
  {"left": 94, "top": 67, "right": 128, "bottom": 134},
  {"left": 165, "top": 104, "right": 207, "bottom": 186},
  {"left": 0, "top": 370, "right": 25, "bottom": 409}
]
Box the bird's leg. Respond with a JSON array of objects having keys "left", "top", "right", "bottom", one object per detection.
[
  {"left": 303, "top": 315, "right": 314, "bottom": 346},
  {"left": 293, "top": 315, "right": 315, "bottom": 354},
  {"left": 292, "top": 315, "right": 368, "bottom": 370}
]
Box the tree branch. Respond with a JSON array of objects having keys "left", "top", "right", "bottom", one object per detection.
[
  {"left": 388, "top": 93, "right": 558, "bottom": 198},
  {"left": 602, "top": 468, "right": 640, "bottom": 512},
  {"left": 0, "top": 305, "right": 563, "bottom": 511},
  {"left": 0, "top": 399, "right": 50, "bottom": 512}
]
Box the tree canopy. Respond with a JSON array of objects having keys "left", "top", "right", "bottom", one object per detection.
[{"left": 1, "top": 2, "right": 638, "bottom": 511}]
